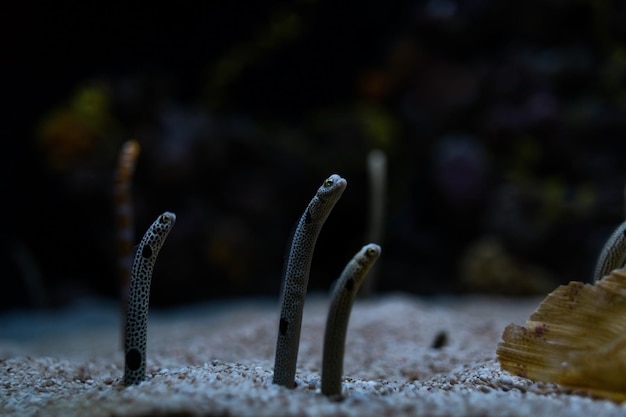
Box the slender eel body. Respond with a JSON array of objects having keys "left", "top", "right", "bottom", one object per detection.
[
  {"left": 360, "top": 149, "right": 387, "bottom": 297},
  {"left": 124, "top": 211, "right": 176, "bottom": 386},
  {"left": 273, "top": 174, "right": 347, "bottom": 388},
  {"left": 321, "top": 243, "right": 381, "bottom": 396},
  {"left": 593, "top": 220, "right": 626, "bottom": 282},
  {"left": 114, "top": 140, "right": 140, "bottom": 348}
]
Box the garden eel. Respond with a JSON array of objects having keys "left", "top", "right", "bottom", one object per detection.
[
  {"left": 124, "top": 211, "right": 176, "bottom": 386},
  {"left": 273, "top": 174, "right": 347, "bottom": 388},
  {"left": 321, "top": 243, "right": 381, "bottom": 397},
  {"left": 114, "top": 140, "right": 140, "bottom": 348},
  {"left": 593, "top": 220, "right": 626, "bottom": 282},
  {"left": 360, "top": 149, "right": 387, "bottom": 297}
]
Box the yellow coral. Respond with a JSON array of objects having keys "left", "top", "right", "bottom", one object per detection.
[{"left": 497, "top": 269, "right": 626, "bottom": 401}]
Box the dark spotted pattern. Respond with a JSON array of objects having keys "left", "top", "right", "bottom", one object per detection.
[
  {"left": 321, "top": 243, "right": 381, "bottom": 396},
  {"left": 593, "top": 220, "right": 626, "bottom": 282},
  {"left": 273, "top": 174, "right": 347, "bottom": 388},
  {"left": 124, "top": 211, "right": 176, "bottom": 386}
]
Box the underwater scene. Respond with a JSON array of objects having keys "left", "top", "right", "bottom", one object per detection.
[{"left": 3, "top": 2, "right": 626, "bottom": 416}]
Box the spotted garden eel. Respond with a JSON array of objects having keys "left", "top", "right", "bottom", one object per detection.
[
  {"left": 114, "top": 139, "right": 140, "bottom": 348},
  {"left": 321, "top": 243, "right": 381, "bottom": 396},
  {"left": 124, "top": 211, "right": 176, "bottom": 386},
  {"left": 593, "top": 220, "right": 626, "bottom": 282},
  {"left": 273, "top": 174, "right": 347, "bottom": 388}
]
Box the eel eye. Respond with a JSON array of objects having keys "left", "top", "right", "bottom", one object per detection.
[
  {"left": 159, "top": 214, "right": 170, "bottom": 223},
  {"left": 324, "top": 178, "right": 334, "bottom": 187}
]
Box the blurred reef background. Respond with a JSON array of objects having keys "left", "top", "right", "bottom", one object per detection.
[{"left": 4, "top": 0, "right": 626, "bottom": 311}]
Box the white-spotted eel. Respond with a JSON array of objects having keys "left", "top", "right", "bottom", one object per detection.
[
  {"left": 593, "top": 220, "right": 626, "bottom": 282},
  {"left": 273, "top": 174, "right": 347, "bottom": 388},
  {"left": 124, "top": 211, "right": 176, "bottom": 386},
  {"left": 321, "top": 243, "right": 381, "bottom": 396}
]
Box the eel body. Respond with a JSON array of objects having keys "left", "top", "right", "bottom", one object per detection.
[
  {"left": 114, "top": 140, "right": 140, "bottom": 347},
  {"left": 321, "top": 243, "right": 381, "bottom": 396},
  {"left": 273, "top": 174, "right": 347, "bottom": 388},
  {"left": 124, "top": 211, "right": 176, "bottom": 386},
  {"left": 593, "top": 220, "right": 626, "bottom": 282}
]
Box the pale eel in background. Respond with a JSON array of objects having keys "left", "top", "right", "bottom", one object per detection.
[
  {"left": 322, "top": 243, "right": 381, "bottom": 397},
  {"left": 273, "top": 174, "right": 347, "bottom": 388},
  {"left": 360, "top": 149, "right": 387, "bottom": 297},
  {"left": 124, "top": 211, "right": 176, "bottom": 386}
]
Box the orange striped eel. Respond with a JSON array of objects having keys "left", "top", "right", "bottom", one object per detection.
[{"left": 114, "top": 140, "right": 140, "bottom": 347}]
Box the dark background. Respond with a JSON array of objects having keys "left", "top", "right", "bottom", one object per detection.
[{"left": 4, "top": 0, "right": 626, "bottom": 311}]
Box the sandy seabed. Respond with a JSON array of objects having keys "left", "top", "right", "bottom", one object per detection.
[{"left": 1, "top": 293, "right": 625, "bottom": 417}]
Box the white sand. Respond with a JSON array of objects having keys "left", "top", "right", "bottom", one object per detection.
[{"left": 1, "top": 293, "right": 625, "bottom": 417}]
